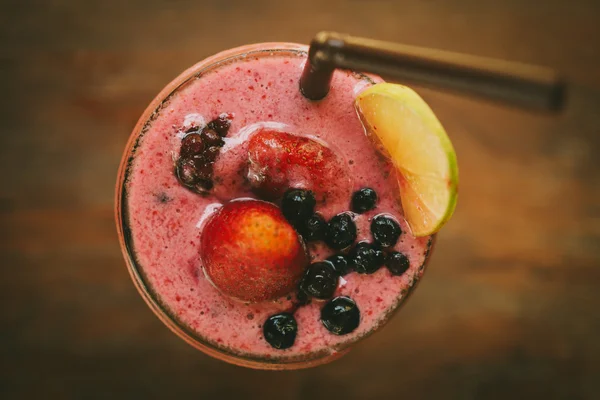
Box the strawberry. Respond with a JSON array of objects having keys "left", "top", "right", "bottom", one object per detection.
[
  {"left": 200, "top": 199, "right": 309, "bottom": 302},
  {"left": 247, "top": 130, "right": 351, "bottom": 203}
]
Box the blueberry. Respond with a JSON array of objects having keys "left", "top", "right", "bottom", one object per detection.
[
  {"left": 298, "top": 213, "right": 327, "bottom": 242},
  {"left": 200, "top": 128, "right": 225, "bottom": 148},
  {"left": 371, "top": 215, "right": 402, "bottom": 248},
  {"left": 263, "top": 313, "right": 297, "bottom": 349},
  {"left": 321, "top": 296, "right": 360, "bottom": 335},
  {"left": 207, "top": 115, "right": 232, "bottom": 137},
  {"left": 326, "top": 254, "right": 351, "bottom": 276},
  {"left": 180, "top": 132, "right": 205, "bottom": 157},
  {"left": 349, "top": 241, "right": 386, "bottom": 274},
  {"left": 387, "top": 252, "right": 410, "bottom": 276},
  {"left": 325, "top": 213, "right": 357, "bottom": 249},
  {"left": 296, "top": 289, "right": 311, "bottom": 306},
  {"left": 351, "top": 188, "right": 378, "bottom": 213},
  {"left": 282, "top": 189, "right": 316, "bottom": 224},
  {"left": 300, "top": 262, "right": 338, "bottom": 300}
]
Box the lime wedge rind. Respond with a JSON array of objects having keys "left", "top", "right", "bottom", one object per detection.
[{"left": 355, "top": 83, "right": 459, "bottom": 237}]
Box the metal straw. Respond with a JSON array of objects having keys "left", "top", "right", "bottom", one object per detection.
[{"left": 300, "top": 32, "right": 566, "bottom": 111}]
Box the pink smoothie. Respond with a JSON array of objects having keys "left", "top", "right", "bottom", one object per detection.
[{"left": 121, "top": 45, "right": 433, "bottom": 365}]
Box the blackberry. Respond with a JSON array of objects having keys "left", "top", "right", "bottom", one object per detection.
[
  {"left": 194, "top": 177, "right": 214, "bottom": 193},
  {"left": 176, "top": 157, "right": 200, "bottom": 186},
  {"left": 200, "top": 128, "right": 225, "bottom": 148},
  {"left": 185, "top": 125, "right": 201, "bottom": 134},
  {"left": 202, "top": 145, "right": 222, "bottom": 162},
  {"left": 176, "top": 156, "right": 214, "bottom": 194},
  {"left": 175, "top": 117, "right": 229, "bottom": 195},
  {"left": 207, "top": 114, "right": 232, "bottom": 137},
  {"left": 180, "top": 132, "right": 204, "bottom": 157}
]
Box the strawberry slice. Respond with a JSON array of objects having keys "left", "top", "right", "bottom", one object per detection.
[{"left": 247, "top": 130, "right": 351, "bottom": 203}]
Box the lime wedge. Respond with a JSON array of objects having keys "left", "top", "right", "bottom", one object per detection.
[{"left": 355, "top": 83, "right": 458, "bottom": 237}]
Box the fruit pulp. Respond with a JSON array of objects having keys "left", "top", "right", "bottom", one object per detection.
[{"left": 116, "top": 43, "right": 434, "bottom": 369}]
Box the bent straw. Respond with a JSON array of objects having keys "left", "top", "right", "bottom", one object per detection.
[{"left": 300, "top": 32, "right": 565, "bottom": 111}]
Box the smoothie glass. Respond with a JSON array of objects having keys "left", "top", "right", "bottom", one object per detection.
[{"left": 115, "top": 43, "right": 431, "bottom": 370}]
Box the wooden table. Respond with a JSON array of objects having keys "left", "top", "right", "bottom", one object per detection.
[{"left": 1, "top": 0, "right": 599, "bottom": 398}]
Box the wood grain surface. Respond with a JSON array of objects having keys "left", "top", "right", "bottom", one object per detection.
[{"left": 1, "top": 0, "right": 599, "bottom": 399}]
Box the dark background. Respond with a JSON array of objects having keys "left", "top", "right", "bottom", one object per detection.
[{"left": 1, "top": 0, "right": 599, "bottom": 398}]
